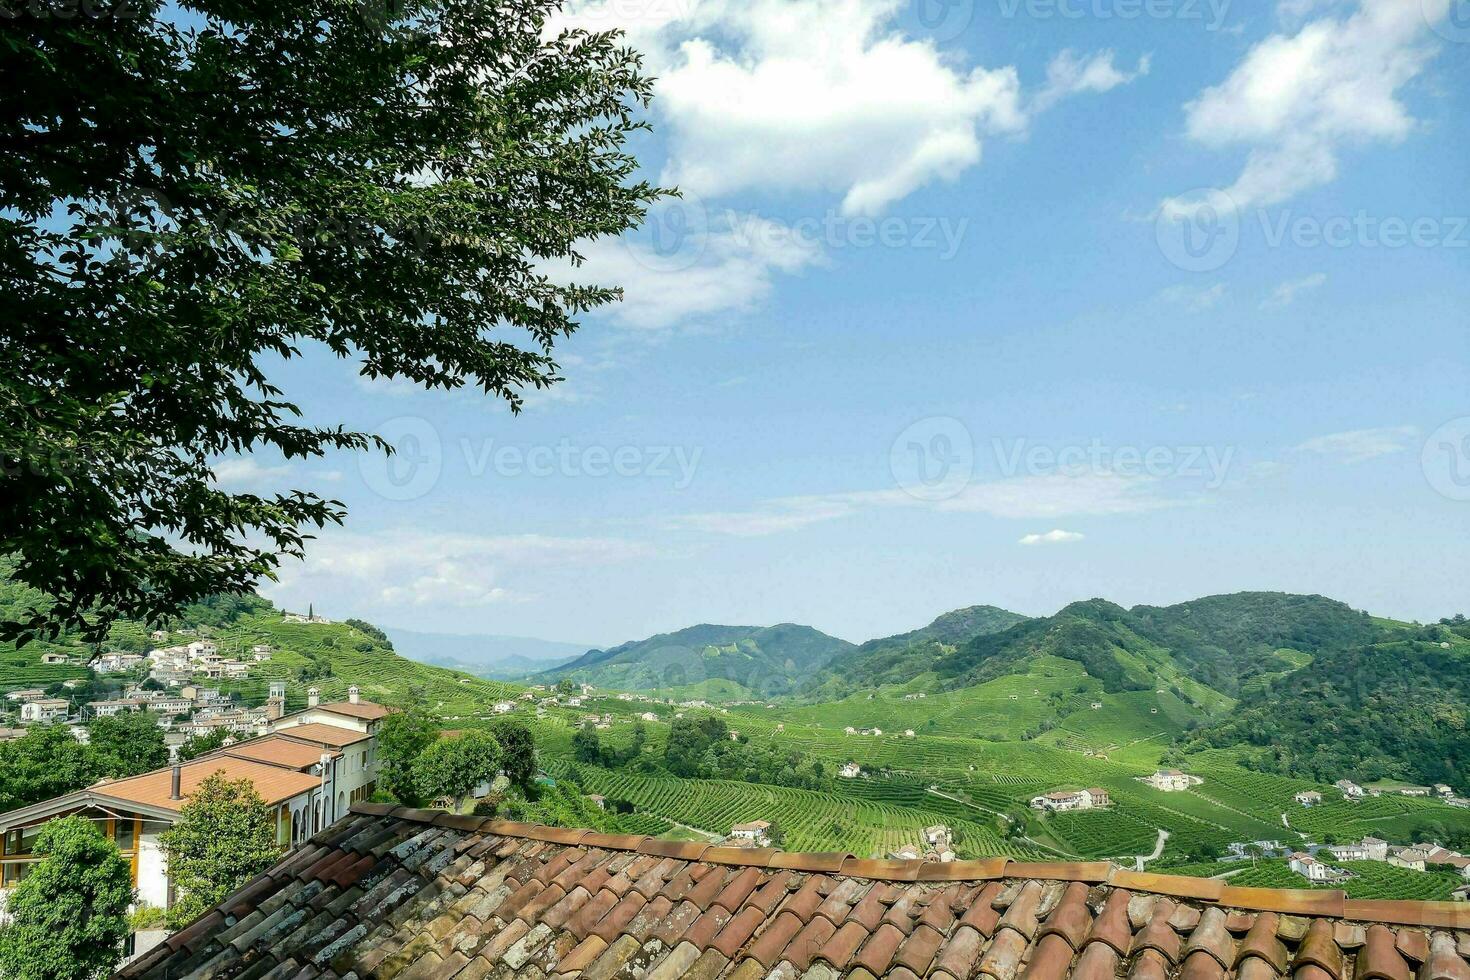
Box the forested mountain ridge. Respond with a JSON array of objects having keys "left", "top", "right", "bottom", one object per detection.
[
  {"left": 800, "top": 604, "right": 1029, "bottom": 697},
  {"left": 537, "top": 623, "right": 855, "bottom": 697},
  {"left": 1176, "top": 620, "right": 1470, "bottom": 787}
]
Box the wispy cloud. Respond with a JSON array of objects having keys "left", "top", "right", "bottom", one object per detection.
[
  {"left": 1019, "top": 529, "right": 1086, "bottom": 546},
  {"left": 1158, "top": 282, "right": 1228, "bottom": 312},
  {"left": 1262, "top": 272, "right": 1328, "bottom": 309},
  {"left": 212, "top": 458, "right": 294, "bottom": 489},
  {"left": 1292, "top": 425, "right": 1418, "bottom": 463},
  {"left": 266, "top": 530, "right": 656, "bottom": 611},
  {"left": 662, "top": 472, "right": 1176, "bottom": 538},
  {"left": 1034, "top": 50, "right": 1151, "bottom": 113}
]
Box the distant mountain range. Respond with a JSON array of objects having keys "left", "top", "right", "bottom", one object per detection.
[{"left": 385, "top": 627, "right": 591, "bottom": 680}]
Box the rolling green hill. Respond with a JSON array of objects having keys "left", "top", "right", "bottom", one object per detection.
[
  {"left": 801, "top": 604, "right": 1028, "bottom": 698},
  {"left": 1178, "top": 620, "right": 1470, "bottom": 788},
  {"left": 0, "top": 576, "right": 521, "bottom": 716},
  {"left": 536, "top": 623, "right": 855, "bottom": 698}
]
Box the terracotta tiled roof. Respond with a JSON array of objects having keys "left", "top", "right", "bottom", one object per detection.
[
  {"left": 224, "top": 735, "right": 342, "bottom": 771},
  {"left": 272, "top": 721, "right": 374, "bottom": 746},
  {"left": 314, "top": 700, "right": 393, "bottom": 721},
  {"left": 119, "top": 804, "right": 1470, "bottom": 980},
  {"left": 90, "top": 758, "right": 323, "bottom": 812}
]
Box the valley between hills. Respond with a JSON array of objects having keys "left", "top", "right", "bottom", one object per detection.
[{"left": 6, "top": 573, "right": 1470, "bottom": 901}]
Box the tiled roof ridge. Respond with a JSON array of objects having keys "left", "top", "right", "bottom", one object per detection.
[{"left": 350, "top": 803, "right": 1470, "bottom": 929}]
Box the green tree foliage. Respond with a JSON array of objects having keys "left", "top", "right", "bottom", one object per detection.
[
  {"left": 345, "top": 619, "right": 394, "bottom": 650},
  {"left": 158, "top": 774, "right": 283, "bottom": 929},
  {"left": 572, "top": 723, "right": 603, "bottom": 764},
  {"left": 413, "top": 731, "right": 502, "bottom": 809},
  {"left": 1179, "top": 640, "right": 1470, "bottom": 787},
  {"left": 660, "top": 715, "right": 824, "bottom": 788},
  {"left": 376, "top": 698, "right": 440, "bottom": 805},
  {"left": 0, "top": 0, "right": 662, "bottom": 645},
  {"left": 176, "top": 728, "right": 233, "bottom": 763},
  {"left": 0, "top": 815, "right": 133, "bottom": 980},
  {"left": 88, "top": 710, "right": 169, "bottom": 778},
  {"left": 490, "top": 719, "right": 537, "bottom": 789},
  {"left": 0, "top": 725, "right": 97, "bottom": 811}
]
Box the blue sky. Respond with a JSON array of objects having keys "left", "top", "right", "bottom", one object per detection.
[{"left": 245, "top": 0, "right": 1470, "bottom": 646}]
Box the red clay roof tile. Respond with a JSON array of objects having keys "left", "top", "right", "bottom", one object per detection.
[{"left": 117, "top": 806, "right": 1470, "bottom": 980}]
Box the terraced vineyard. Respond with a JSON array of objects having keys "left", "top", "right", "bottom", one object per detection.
[
  {"left": 547, "top": 762, "right": 1045, "bottom": 860},
  {"left": 1165, "top": 860, "right": 1466, "bottom": 902}
]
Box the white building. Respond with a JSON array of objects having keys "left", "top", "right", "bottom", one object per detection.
[
  {"left": 1335, "top": 779, "right": 1366, "bottom": 798},
  {"left": 19, "top": 699, "right": 69, "bottom": 724},
  {"left": 1030, "top": 788, "right": 1110, "bottom": 811},
  {"left": 1294, "top": 791, "right": 1322, "bottom": 806},
  {"left": 1389, "top": 847, "right": 1430, "bottom": 871},
  {"left": 838, "top": 763, "right": 862, "bottom": 779},
  {"left": 729, "top": 820, "right": 771, "bottom": 846},
  {"left": 1362, "top": 837, "right": 1389, "bottom": 861},
  {"left": 1144, "top": 769, "right": 1197, "bottom": 792},
  {"left": 492, "top": 702, "right": 515, "bottom": 714},
  {"left": 1327, "top": 843, "right": 1370, "bottom": 862},
  {"left": 0, "top": 697, "right": 389, "bottom": 961},
  {"left": 1289, "top": 852, "right": 1333, "bottom": 882}
]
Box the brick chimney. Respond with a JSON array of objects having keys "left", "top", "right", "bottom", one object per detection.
[
  {"left": 348, "top": 684, "right": 360, "bottom": 705},
  {"left": 266, "top": 697, "right": 283, "bottom": 721},
  {"left": 308, "top": 687, "right": 320, "bottom": 708}
]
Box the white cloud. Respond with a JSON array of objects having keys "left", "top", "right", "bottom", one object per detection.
[
  {"left": 1034, "top": 50, "right": 1151, "bottom": 113},
  {"left": 1019, "top": 529, "right": 1085, "bottom": 546},
  {"left": 266, "top": 530, "right": 655, "bottom": 611},
  {"left": 1292, "top": 425, "right": 1418, "bottom": 463},
  {"left": 1158, "top": 282, "right": 1228, "bottom": 312},
  {"left": 553, "top": 0, "right": 1143, "bottom": 216},
  {"left": 212, "top": 458, "right": 293, "bottom": 488},
  {"left": 1262, "top": 272, "right": 1328, "bottom": 308},
  {"left": 663, "top": 472, "right": 1174, "bottom": 537},
  {"left": 546, "top": 212, "right": 822, "bottom": 330},
  {"left": 1168, "top": 0, "right": 1447, "bottom": 210}
]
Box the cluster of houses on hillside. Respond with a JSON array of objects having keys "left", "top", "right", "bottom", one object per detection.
[
  {"left": 1295, "top": 781, "right": 1470, "bottom": 808},
  {"left": 3, "top": 678, "right": 369, "bottom": 765},
  {"left": 1284, "top": 835, "right": 1470, "bottom": 889},
  {"left": 0, "top": 688, "right": 391, "bottom": 964},
  {"left": 146, "top": 638, "right": 270, "bottom": 684},
  {"left": 888, "top": 825, "right": 956, "bottom": 863}
]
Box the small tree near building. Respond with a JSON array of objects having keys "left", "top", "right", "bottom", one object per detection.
[
  {"left": 490, "top": 719, "right": 537, "bottom": 790},
  {"left": 177, "top": 728, "right": 233, "bottom": 762},
  {"left": 89, "top": 710, "right": 169, "bottom": 778},
  {"left": 413, "top": 731, "right": 503, "bottom": 811},
  {"left": 159, "top": 774, "right": 283, "bottom": 929},
  {"left": 376, "top": 696, "right": 440, "bottom": 805},
  {"left": 0, "top": 815, "right": 133, "bottom": 980}
]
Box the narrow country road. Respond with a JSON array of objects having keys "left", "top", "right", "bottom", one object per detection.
[{"left": 1134, "top": 829, "right": 1170, "bottom": 870}]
